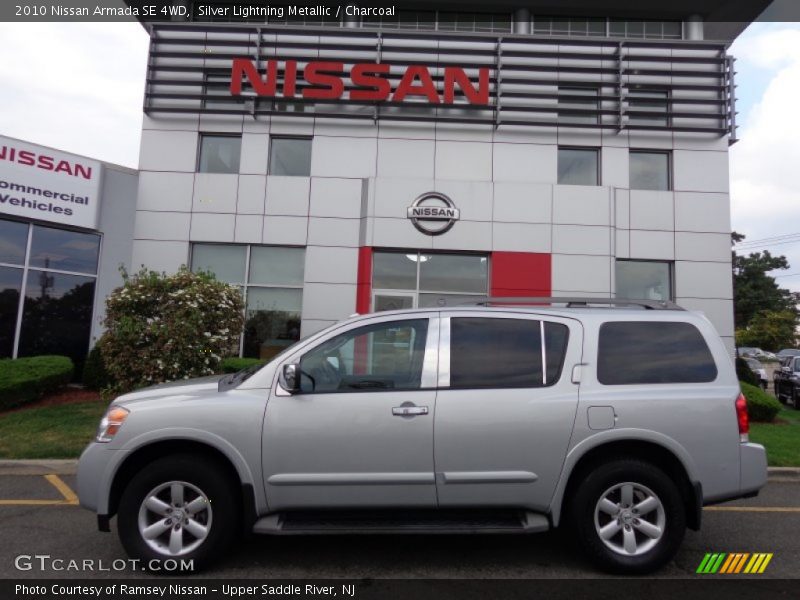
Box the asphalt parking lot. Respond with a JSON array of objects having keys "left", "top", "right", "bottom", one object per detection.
[{"left": 0, "top": 465, "right": 798, "bottom": 580}]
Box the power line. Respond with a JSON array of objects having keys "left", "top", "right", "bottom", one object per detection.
[
  {"left": 735, "top": 238, "right": 800, "bottom": 251},
  {"left": 735, "top": 232, "right": 800, "bottom": 246}
]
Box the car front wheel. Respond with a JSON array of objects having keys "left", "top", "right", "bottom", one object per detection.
[
  {"left": 117, "top": 454, "right": 238, "bottom": 572},
  {"left": 569, "top": 459, "right": 686, "bottom": 574}
]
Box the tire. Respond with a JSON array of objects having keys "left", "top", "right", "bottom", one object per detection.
[
  {"left": 568, "top": 459, "right": 686, "bottom": 575},
  {"left": 117, "top": 454, "right": 239, "bottom": 572}
]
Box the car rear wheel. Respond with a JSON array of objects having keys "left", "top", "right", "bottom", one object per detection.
[
  {"left": 117, "top": 454, "right": 238, "bottom": 572},
  {"left": 569, "top": 459, "right": 686, "bottom": 574}
]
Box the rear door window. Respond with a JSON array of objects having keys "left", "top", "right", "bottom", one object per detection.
[
  {"left": 449, "top": 318, "right": 569, "bottom": 388},
  {"left": 597, "top": 321, "right": 717, "bottom": 385}
]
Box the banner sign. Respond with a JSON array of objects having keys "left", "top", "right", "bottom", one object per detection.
[{"left": 0, "top": 136, "right": 101, "bottom": 230}]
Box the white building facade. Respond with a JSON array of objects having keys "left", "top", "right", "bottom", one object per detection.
[{"left": 131, "top": 3, "right": 769, "bottom": 360}]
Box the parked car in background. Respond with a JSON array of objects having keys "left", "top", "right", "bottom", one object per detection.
[
  {"left": 776, "top": 348, "right": 800, "bottom": 360},
  {"left": 738, "top": 347, "right": 776, "bottom": 361},
  {"left": 774, "top": 356, "right": 800, "bottom": 408},
  {"left": 744, "top": 358, "right": 768, "bottom": 390}
]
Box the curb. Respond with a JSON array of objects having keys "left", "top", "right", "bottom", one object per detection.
[{"left": 0, "top": 460, "right": 798, "bottom": 478}]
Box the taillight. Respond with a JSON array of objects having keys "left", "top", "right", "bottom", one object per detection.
[{"left": 735, "top": 393, "right": 749, "bottom": 443}]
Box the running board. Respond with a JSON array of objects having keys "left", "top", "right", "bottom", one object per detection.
[{"left": 252, "top": 509, "right": 550, "bottom": 535}]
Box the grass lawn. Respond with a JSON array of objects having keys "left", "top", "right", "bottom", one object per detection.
[
  {"left": 750, "top": 405, "right": 800, "bottom": 467},
  {"left": 0, "top": 401, "right": 107, "bottom": 459}
]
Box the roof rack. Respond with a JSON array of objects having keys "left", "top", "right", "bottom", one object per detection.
[{"left": 464, "top": 297, "right": 684, "bottom": 310}]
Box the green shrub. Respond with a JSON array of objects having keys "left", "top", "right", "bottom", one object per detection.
[
  {"left": 740, "top": 382, "right": 782, "bottom": 423},
  {"left": 101, "top": 267, "right": 244, "bottom": 395},
  {"left": 736, "top": 357, "right": 759, "bottom": 387},
  {"left": 219, "top": 357, "right": 265, "bottom": 373},
  {"left": 0, "top": 356, "right": 74, "bottom": 411},
  {"left": 82, "top": 344, "right": 110, "bottom": 391}
]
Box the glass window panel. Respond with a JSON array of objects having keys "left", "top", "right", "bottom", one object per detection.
[
  {"left": 373, "top": 252, "right": 418, "bottom": 290},
  {"left": 299, "top": 319, "right": 428, "bottom": 393},
  {"left": 451, "top": 318, "right": 543, "bottom": 388},
  {"left": 627, "top": 21, "right": 645, "bottom": 38},
  {"left": 418, "top": 293, "right": 486, "bottom": 308},
  {"left": 533, "top": 18, "right": 554, "bottom": 35},
  {"left": 645, "top": 21, "right": 663, "bottom": 37},
  {"left": 29, "top": 225, "right": 100, "bottom": 274},
  {"left": 419, "top": 254, "right": 488, "bottom": 293},
  {"left": 587, "top": 18, "right": 606, "bottom": 35},
  {"left": 545, "top": 322, "right": 570, "bottom": 383},
  {"left": 0, "top": 266, "right": 23, "bottom": 357},
  {"left": 615, "top": 260, "right": 672, "bottom": 301},
  {"left": 249, "top": 246, "right": 305, "bottom": 286},
  {"left": 0, "top": 219, "right": 28, "bottom": 265},
  {"left": 558, "top": 148, "right": 599, "bottom": 185},
  {"left": 492, "top": 14, "right": 511, "bottom": 33},
  {"left": 203, "top": 73, "right": 231, "bottom": 110},
  {"left": 663, "top": 21, "right": 683, "bottom": 39},
  {"left": 243, "top": 288, "right": 302, "bottom": 360},
  {"left": 598, "top": 321, "right": 717, "bottom": 384},
  {"left": 609, "top": 20, "right": 626, "bottom": 37},
  {"left": 559, "top": 86, "right": 599, "bottom": 124},
  {"left": 17, "top": 271, "right": 95, "bottom": 372},
  {"left": 269, "top": 137, "right": 312, "bottom": 176},
  {"left": 374, "top": 294, "right": 414, "bottom": 312},
  {"left": 630, "top": 152, "right": 670, "bottom": 191},
  {"left": 629, "top": 90, "right": 669, "bottom": 126},
  {"left": 191, "top": 244, "right": 246, "bottom": 284},
  {"left": 198, "top": 135, "right": 241, "bottom": 174}
]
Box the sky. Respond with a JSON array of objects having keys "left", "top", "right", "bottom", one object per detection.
[{"left": 1, "top": 19, "right": 800, "bottom": 290}]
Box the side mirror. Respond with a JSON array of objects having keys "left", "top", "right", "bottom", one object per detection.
[{"left": 279, "top": 363, "right": 301, "bottom": 393}]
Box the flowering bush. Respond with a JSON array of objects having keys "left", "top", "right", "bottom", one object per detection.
[{"left": 100, "top": 267, "right": 244, "bottom": 395}]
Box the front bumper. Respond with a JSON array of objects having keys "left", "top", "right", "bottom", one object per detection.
[{"left": 76, "top": 441, "right": 118, "bottom": 514}]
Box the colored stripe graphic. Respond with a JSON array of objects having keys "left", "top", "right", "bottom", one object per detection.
[
  {"left": 697, "top": 553, "right": 727, "bottom": 573},
  {"left": 698, "top": 553, "right": 772, "bottom": 574}
]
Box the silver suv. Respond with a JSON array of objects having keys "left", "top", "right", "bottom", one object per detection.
[{"left": 77, "top": 298, "right": 767, "bottom": 574}]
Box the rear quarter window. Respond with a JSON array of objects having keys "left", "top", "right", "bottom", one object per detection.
[{"left": 597, "top": 321, "right": 717, "bottom": 385}]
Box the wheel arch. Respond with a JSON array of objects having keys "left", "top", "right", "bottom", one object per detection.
[
  {"left": 106, "top": 437, "right": 259, "bottom": 533},
  {"left": 550, "top": 433, "right": 702, "bottom": 531}
]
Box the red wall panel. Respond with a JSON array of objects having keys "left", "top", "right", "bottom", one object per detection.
[
  {"left": 355, "top": 246, "right": 373, "bottom": 313},
  {"left": 490, "top": 252, "right": 551, "bottom": 297}
]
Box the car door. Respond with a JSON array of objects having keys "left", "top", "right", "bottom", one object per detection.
[
  {"left": 433, "top": 312, "right": 582, "bottom": 511},
  {"left": 262, "top": 313, "right": 439, "bottom": 510}
]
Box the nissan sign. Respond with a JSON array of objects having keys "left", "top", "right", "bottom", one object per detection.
[
  {"left": 407, "top": 192, "right": 460, "bottom": 236},
  {"left": 0, "top": 136, "right": 101, "bottom": 230}
]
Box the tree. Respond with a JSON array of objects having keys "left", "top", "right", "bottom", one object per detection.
[
  {"left": 732, "top": 232, "right": 797, "bottom": 330},
  {"left": 100, "top": 267, "right": 244, "bottom": 395},
  {"left": 735, "top": 310, "right": 797, "bottom": 352}
]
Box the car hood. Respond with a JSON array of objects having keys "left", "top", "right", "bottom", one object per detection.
[{"left": 112, "top": 375, "right": 226, "bottom": 407}]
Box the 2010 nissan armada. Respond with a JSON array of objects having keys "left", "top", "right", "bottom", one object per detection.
[{"left": 78, "top": 298, "right": 767, "bottom": 574}]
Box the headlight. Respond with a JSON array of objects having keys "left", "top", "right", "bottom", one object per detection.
[{"left": 96, "top": 406, "right": 130, "bottom": 443}]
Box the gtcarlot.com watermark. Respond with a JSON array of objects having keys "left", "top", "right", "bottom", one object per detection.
[{"left": 14, "top": 554, "right": 194, "bottom": 573}]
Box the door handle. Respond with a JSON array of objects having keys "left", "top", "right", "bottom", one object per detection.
[{"left": 392, "top": 405, "right": 429, "bottom": 416}]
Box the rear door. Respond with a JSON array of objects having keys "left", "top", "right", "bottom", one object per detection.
[{"left": 433, "top": 312, "right": 583, "bottom": 510}]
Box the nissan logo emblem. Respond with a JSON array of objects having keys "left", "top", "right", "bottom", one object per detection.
[{"left": 406, "top": 192, "right": 460, "bottom": 236}]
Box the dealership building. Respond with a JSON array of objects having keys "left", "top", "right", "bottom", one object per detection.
[{"left": 0, "top": 1, "right": 772, "bottom": 367}]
